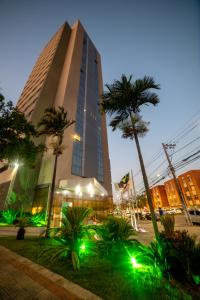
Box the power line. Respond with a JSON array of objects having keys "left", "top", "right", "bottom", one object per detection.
[{"left": 173, "top": 137, "right": 200, "bottom": 155}]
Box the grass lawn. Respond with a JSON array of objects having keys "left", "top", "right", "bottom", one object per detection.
[{"left": 0, "top": 236, "right": 194, "bottom": 300}]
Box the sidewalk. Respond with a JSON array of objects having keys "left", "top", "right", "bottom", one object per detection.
[
  {"left": 0, "top": 245, "right": 102, "bottom": 300},
  {"left": 0, "top": 226, "right": 46, "bottom": 236}
]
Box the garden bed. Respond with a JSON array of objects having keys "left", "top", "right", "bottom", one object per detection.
[{"left": 0, "top": 237, "right": 194, "bottom": 300}]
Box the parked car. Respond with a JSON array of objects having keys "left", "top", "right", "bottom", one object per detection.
[
  {"left": 164, "top": 208, "right": 183, "bottom": 215},
  {"left": 144, "top": 212, "right": 160, "bottom": 221},
  {"left": 188, "top": 208, "right": 200, "bottom": 225}
]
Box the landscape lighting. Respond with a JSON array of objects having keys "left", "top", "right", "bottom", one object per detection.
[
  {"left": 75, "top": 184, "right": 81, "bottom": 195},
  {"left": 131, "top": 257, "right": 141, "bottom": 268}
]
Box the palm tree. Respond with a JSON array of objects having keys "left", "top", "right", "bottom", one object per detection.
[
  {"left": 39, "top": 206, "right": 92, "bottom": 270},
  {"left": 101, "top": 75, "right": 160, "bottom": 238},
  {"left": 94, "top": 216, "right": 137, "bottom": 256},
  {"left": 58, "top": 206, "right": 92, "bottom": 270},
  {"left": 38, "top": 107, "right": 75, "bottom": 235}
]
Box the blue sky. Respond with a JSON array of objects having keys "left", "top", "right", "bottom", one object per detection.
[{"left": 1, "top": 0, "right": 200, "bottom": 190}]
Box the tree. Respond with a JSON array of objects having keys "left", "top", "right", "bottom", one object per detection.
[
  {"left": 38, "top": 106, "right": 75, "bottom": 235},
  {"left": 100, "top": 75, "right": 160, "bottom": 238},
  {"left": 0, "top": 93, "right": 41, "bottom": 166},
  {"left": 136, "top": 194, "right": 148, "bottom": 209}
]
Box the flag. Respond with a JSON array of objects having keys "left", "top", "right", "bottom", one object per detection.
[{"left": 118, "top": 173, "right": 129, "bottom": 189}]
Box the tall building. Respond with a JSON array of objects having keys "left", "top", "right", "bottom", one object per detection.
[{"left": 1, "top": 21, "right": 112, "bottom": 210}]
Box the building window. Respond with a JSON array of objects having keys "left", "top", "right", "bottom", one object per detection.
[{"left": 187, "top": 175, "right": 193, "bottom": 185}]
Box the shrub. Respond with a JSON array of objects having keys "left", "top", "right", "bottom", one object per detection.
[
  {"left": 39, "top": 206, "right": 92, "bottom": 270},
  {"left": 30, "top": 212, "right": 46, "bottom": 226},
  {"left": 2, "top": 208, "right": 18, "bottom": 224},
  {"left": 168, "top": 230, "right": 200, "bottom": 283},
  {"left": 160, "top": 214, "right": 175, "bottom": 237},
  {"left": 141, "top": 231, "right": 200, "bottom": 286},
  {"left": 94, "top": 216, "right": 137, "bottom": 256}
]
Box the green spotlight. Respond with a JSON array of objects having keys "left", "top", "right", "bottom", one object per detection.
[
  {"left": 80, "top": 243, "right": 86, "bottom": 252},
  {"left": 131, "top": 257, "right": 141, "bottom": 268}
]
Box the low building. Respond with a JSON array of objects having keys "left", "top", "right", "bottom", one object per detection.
[
  {"left": 32, "top": 177, "right": 113, "bottom": 226},
  {"left": 178, "top": 170, "right": 200, "bottom": 207},
  {"left": 150, "top": 185, "right": 169, "bottom": 208},
  {"left": 164, "top": 179, "right": 181, "bottom": 207}
]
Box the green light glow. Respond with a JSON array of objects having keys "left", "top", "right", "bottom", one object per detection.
[
  {"left": 80, "top": 244, "right": 86, "bottom": 252},
  {"left": 131, "top": 257, "right": 141, "bottom": 268},
  {"left": 193, "top": 275, "right": 200, "bottom": 285}
]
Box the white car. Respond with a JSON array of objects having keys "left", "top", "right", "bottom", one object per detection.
[{"left": 188, "top": 209, "right": 200, "bottom": 225}]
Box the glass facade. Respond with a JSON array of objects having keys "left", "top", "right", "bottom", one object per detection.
[
  {"left": 71, "top": 36, "right": 87, "bottom": 176},
  {"left": 71, "top": 34, "right": 104, "bottom": 182}
]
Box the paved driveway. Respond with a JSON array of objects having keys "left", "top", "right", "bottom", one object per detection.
[{"left": 135, "top": 214, "right": 200, "bottom": 244}]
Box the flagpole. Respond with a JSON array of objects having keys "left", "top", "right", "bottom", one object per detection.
[
  {"left": 130, "top": 170, "right": 139, "bottom": 230},
  {"left": 127, "top": 188, "right": 133, "bottom": 227}
]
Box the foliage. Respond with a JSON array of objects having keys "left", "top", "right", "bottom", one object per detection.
[
  {"left": 38, "top": 106, "right": 75, "bottom": 149},
  {"left": 0, "top": 93, "right": 42, "bottom": 165},
  {"left": 111, "top": 114, "right": 149, "bottom": 138},
  {"left": 136, "top": 194, "right": 147, "bottom": 209},
  {"left": 100, "top": 74, "right": 160, "bottom": 117},
  {"left": 17, "top": 165, "right": 38, "bottom": 214},
  {"left": 6, "top": 191, "right": 17, "bottom": 206},
  {"left": 16, "top": 216, "right": 30, "bottom": 228},
  {"left": 166, "top": 230, "right": 200, "bottom": 283},
  {"left": 94, "top": 216, "right": 137, "bottom": 256},
  {"left": 30, "top": 212, "right": 46, "bottom": 226},
  {"left": 140, "top": 231, "right": 200, "bottom": 286},
  {"left": 104, "top": 216, "right": 135, "bottom": 242},
  {"left": 138, "top": 236, "right": 171, "bottom": 277},
  {"left": 160, "top": 214, "right": 175, "bottom": 237},
  {"left": 2, "top": 208, "right": 18, "bottom": 224},
  {"left": 40, "top": 206, "right": 92, "bottom": 270}
]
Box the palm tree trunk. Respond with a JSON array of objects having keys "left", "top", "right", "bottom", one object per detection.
[
  {"left": 132, "top": 128, "right": 159, "bottom": 238},
  {"left": 45, "top": 153, "right": 58, "bottom": 237}
]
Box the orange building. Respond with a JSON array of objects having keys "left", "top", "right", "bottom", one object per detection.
[
  {"left": 164, "top": 179, "right": 181, "bottom": 207},
  {"left": 150, "top": 185, "right": 169, "bottom": 208},
  {"left": 178, "top": 170, "right": 200, "bottom": 207}
]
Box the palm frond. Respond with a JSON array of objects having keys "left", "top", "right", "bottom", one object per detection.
[
  {"left": 37, "top": 106, "right": 75, "bottom": 142},
  {"left": 110, "top": 114, "right": 149, "bottom": 138},
  {"left": 134, "top": 76, "right": 160, "bottom": 94},
  {"left": 38, "top": 244, "right": 69, "bottom": 262},
  {"left": 100, "top": 74, "right": 160, "bottom": 118}
]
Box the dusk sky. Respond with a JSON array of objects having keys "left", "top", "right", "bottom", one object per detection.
[{"left": 1, "top": 0, "right": 200, "bottom": 192}]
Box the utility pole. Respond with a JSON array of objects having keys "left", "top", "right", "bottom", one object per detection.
[{"left": 162, "top": 143, "right": 192, "bottom": 225}]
